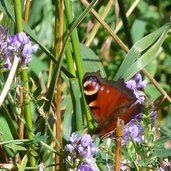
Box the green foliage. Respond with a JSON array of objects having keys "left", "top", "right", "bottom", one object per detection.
[{"left": 0, "top": 0, "right": 171, "bottom": 170}]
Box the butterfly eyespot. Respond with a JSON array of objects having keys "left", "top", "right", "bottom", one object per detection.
[
  {"left": 83, "top": 75, "right": 100, "bottom": 96},
  {"left": 83, "top": 80, "right": 100, "bottom": 95}
]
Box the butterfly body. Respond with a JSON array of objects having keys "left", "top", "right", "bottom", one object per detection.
[{"left": 83, "top": 72, "right": 142, "bottom": 137}]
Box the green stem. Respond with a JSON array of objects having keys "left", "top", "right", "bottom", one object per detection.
[
  {"left": 64, "top": 0, "right": 94, "bottom": 131},
  {"left": 21, "top": 70, "right": 36, "bottom": 167},
  {"left": 20, "top": 69, "right": 33, "bottom": 140},
  {"left": 13, "top": 0, "right": 36, "bottom": 166},
  {"left": 14, "top": 0, "right": 23, "bottom": 32},
  {"left": 118, "top": 0, "right": 133, "bottom": 48},
  {"left": 64, "top": 0, "right": 84, "bottom": 81},
  {"left": 44, "top": 0, "right": 97, "bottom": 132},
  {"left": 64, "top": 18, "right": 76, "bottom": 76},
  {"left": 44, "top": 117, "right": 62, "bottom": 150}
]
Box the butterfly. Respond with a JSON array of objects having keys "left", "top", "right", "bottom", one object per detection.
[{"left": 83, "top": 71, "right": 142, "bottom": 137}]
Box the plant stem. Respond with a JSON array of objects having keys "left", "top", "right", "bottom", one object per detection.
[
  {"left": 54, "top": 0, "right": 64, "bottom": 170},
  {"left": 64, "top": 0, "right": 84, "bottom": 81},
  {"left": 64, "top": 0, "right": 94, "bottom": 131},
  {"left": 115, "top": 118, "right": 124, "bottom": 171},
  {"left": 20, "top": 69, "right": 36, "bottom": 166},
  {"left": 19, "top": 0, "right": 32, "bottom": 143},
  {"left": 44, "top": 0, "right": 97, "bottom": 131},
  {"left": 24, "top": 0, "right": 31, "bottom": 23},
  {"left": 14, "top": 0, "right": 23, "bottom": 31},
  {"left": 118, "top": 0, "right": 133, "bottom": 48},
  {"left": 14, "top": 0, "right": 36, "bottom": 166},
  {"left": 64, "top": 19, "right": 76, "bottom": 76}
]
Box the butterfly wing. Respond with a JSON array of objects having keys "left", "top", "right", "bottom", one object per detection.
[
  {"left": 94, "top": 79, "right": 142, "bottom": 136},
  {"left": 83, "top": 72, "right": 142, "bottom": 137}
]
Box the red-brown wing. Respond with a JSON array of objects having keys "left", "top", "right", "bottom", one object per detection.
[
  {"left": 97, "top": 102, "right": 142, "bottom": 137},
  {"left": 89, "top": 83, "right": 121, "bottom": 121},
  {"left": 83, "top": 72, "right": 142, "bottom": 137},
  {"left": 92, "top": 80, "right": 142, "bottom": 137},
  {"left": 89, "top": 79, "right": 136, "bottom": 122}
]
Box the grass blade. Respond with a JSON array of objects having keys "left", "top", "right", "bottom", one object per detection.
[{"left": 114, "top": 23, "right": 171, "bottom": 80}]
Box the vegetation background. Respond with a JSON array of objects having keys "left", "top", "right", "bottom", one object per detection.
[{"left": 0, "top": 0, "right": 171, "bottom": 170}]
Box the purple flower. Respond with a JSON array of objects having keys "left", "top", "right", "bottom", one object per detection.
[
  {"left": 66, "top": 144, "right": 74, "bottom": 153},
  {"left": 126, "top": 80, "right": 137, "bottom": 90},
  {"left": 78, "top": 164, "right": 94, "bottom": 171},
  {"left": 65, "top": 133, "right": 99, "bottom": 170},
  {"left": 134, "top": 73, "right": 147, "bottom": 89},
  {"left": 15, "top": 32, "right": 29, "bottom": 44},
  {"left": 22, "top": 43, "right": 39, "bottom": 64},
  {"left": 120, "top": 160, "right": 130, "bottom": 171},
  {"left": 134, "top": 113, "right": 143, "bottom": 121},
  {"left": 122, "top": 121, "right": 143, "bottom": 145},
  {"left": 69, "top": 132, "right": 80, "bottom": 144},
  {"left": 0, "top": 25, "right": 8, "bottom": 40},
  {"left": 151, "top": 110, "right": 157, "bottom": 121},
  {"left": 80, "top": 145, "right": 92, "bottom": 158},
  {"left": 159, "top": 161, "right": 171, "bottom": 171},
  {"left": 126, "top": 73, "right": 146, "bottom": 104},
  {"left": 0, "top": 25, "right": 38, "bottom": 70},
  {"left": 81, "top": 134, "right": 93, "bottom": 147},
  {"left": 90, "top": 146, "right": 99, "bottom": 155},
  {"left": 4, "top": 57, "right": 11, "bottom": 70},
  {"left": 135, "top": 93, "right": 146, "bottom": 104}
]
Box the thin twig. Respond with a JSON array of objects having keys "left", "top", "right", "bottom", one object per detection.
[
  {"left": 115, "top": 118, "right": 124, "bottom": 171},
  {"left": 81, "top": 0, "right": 128, "bottom": 51},
  {"left": 85, "top": 0, "right": 113, "bottom": 46},
  {"left": 24, "top": 0, "right": 31, "bottom": 23},
  {"left": 0, "top": 56, "right": 19, "bottom": 107},
  {"left": 81, "top": 0, "right": 171, "bottom": 103},
  {"left": 55, "top": 0, "right": 64, "bottom": 170},
  {"left": 19, "top": 86, "right": 24, "bottom": 139},
  {"left": 18, "top": 0, "right": 31, "bottom": 143}
]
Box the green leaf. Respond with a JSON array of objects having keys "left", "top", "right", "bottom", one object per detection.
[
  {"left": 151, "top": 136, "right": 171, "bottom": 158},
  {"left": 144, "top": 84, "right": 161, "bottom": 100},
  {"left": 131, "top": 19, "right": 147, "bottom": 43},
  {"left": 0, "top": 112, "right": 14, "bottom": 141},
  {"left": 123, "top": 31, "right": 169, "bottom": 80},
  {"left": 28, "top": 55, "right": 48, "bottom": 81},
  {"left": 80, "top": 43, "right": 106, "bottom": 77},
  {"left": 5, "top": 144, "right": 27, "bottom": 151},
  {"left": 0, "top": 0, "right": 15, "bottom": 22},
  {"left": 152, "top": 147, "right": 171, "bottom": 158},
  {"left": 19, "top": 154, "right": 28, "bottom": 171},
  {"left": 0, "top": 139, "right": 30, "bottom": 146},
  {"left": 70, "top": 78, "right": 83, "bottom": 131},
  {"left": 40, "top": 141, "right": 64, "bottom": 158},
  {"left": 1, "top": 106, "right": 19, "bottom": 139},
  {"left": 31, "top": 133, "right": 48, "bottom": 144},
  {"left": 154, "top": 136, "right": 171, "bottom": 146},
  {"left": 115, "top": 23, "right": 171, "bottom": 80},
  {"left": 62, "top": 95, "right": 73, "bottom": 140}
]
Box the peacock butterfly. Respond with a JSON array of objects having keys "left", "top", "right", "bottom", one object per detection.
[{"left": 83, "top": 71, "right": 142, "bottom": 137}]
